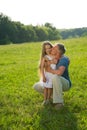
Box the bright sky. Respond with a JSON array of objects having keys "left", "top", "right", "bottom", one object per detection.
[{"left": 0, "top": 0, "right": 87, "bottom": 29}]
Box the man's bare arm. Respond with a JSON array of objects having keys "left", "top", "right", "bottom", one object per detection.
[{"left": 47, "top": 66, "right": 66, "bottom": 76}]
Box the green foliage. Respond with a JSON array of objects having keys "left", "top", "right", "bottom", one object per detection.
[
  {"left": 0, "top": 37, "right": 87, "bottom": 130},
  {"left": 0, "top": 13, "right": 61, "bottom": 44},
  {"left": 34, "top": 26, "right": 48, "bottom": 41},
  {"left": 60, "top": 27, "right": 87, "bottom": 39},
  {"left": 1, "top": 13, "right": 87, "bottom": 45}
]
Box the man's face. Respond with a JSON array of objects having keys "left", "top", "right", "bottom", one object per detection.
[{"left": 51, "top": 45, "right": 59, "bottom": 55}]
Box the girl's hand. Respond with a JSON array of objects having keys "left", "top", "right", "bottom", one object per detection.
[{"left": 43, "top": 76, "right": 46, "bottom": 82}]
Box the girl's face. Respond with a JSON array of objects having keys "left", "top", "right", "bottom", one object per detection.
[{"left": 45, "top": 45, "right": 52, "bottom": 54}]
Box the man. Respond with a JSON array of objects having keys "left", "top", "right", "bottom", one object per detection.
[{"left": 33, "top": 43, "right": 71, "bottom": 109}]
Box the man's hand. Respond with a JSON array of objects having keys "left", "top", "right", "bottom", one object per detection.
[
  {"left": 51, "top": 59, "right": 58, "bottom": 64},
  {"left": 45, "top": 64, "right": 52, "bottom": 73}
]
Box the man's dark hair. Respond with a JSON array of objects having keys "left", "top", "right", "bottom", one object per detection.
[{"left": 57, "top": 43, "right": 66, "bottom": 54}]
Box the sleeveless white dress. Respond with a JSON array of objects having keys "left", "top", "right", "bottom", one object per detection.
[{"left": 40, "top": 55, "right": 56, "bottom": 88}]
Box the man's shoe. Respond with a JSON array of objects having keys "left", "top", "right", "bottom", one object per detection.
[{"left": 54, "top": 103, "right": 64, "bottom": 110}]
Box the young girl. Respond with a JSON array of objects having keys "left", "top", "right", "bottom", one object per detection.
[{"left": 39, "top": 41, "right": 58, "bottom": 105}]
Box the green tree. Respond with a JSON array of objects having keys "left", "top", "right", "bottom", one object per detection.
[
  {"left": 0, "top": 13, "right": 11, "bottom": 44},
  {"left": 25, "top": 25, "right": 38, "bottom": 42},
  {"left": 34, "top": 26, "right": 48, "bottom": 41}
]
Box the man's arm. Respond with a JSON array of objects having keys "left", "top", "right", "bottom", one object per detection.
[{"left": 47, "top": 66, "right": 66, "bottom": 76}]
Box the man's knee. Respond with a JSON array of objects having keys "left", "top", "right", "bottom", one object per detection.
[
  {"left": 33, "top": 83, "right": 39, "bottom": 90},
  {"left": 33, "top": 82, "right": 44, "bottom": 93},
  {"left": 33, "top": 83, "right": 36, "bottom": 90}
]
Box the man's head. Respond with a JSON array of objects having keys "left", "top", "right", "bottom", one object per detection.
[{"left": 51, "top": 43, "right": 66, "bottom": 56}]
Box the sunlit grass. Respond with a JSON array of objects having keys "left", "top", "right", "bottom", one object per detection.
[{"left": 0, "top": 37, "right": 87, "bottom": 130}]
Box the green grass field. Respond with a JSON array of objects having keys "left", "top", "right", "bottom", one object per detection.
[{"left": 0, "top": 37, "right": 87, "bottom": 130}]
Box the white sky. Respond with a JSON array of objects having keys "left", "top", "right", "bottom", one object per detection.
[{"left": 0, "top": 0, "right": 87, "bottom": 29}]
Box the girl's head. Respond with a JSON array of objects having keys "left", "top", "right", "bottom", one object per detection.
[
  {"left": 41, "top": 41, "right": 53, "bottom": 57},
  {"left": 38, "top": 41, "right": 53, "bottom": 74}
]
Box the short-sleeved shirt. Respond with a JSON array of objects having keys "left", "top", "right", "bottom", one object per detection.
[{"left": 56, "top": 56, "right": 71, "bottom": 87}]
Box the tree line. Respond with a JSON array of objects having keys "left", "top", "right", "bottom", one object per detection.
[
  {"left": 60, "top": 27, "right": 87, "bottom": 39},
  {"left": 0, "top": 13, "right": 61, "bottom": 45},
  {"left": 0, "top": 13, "right": 87, "bottom": 45}
]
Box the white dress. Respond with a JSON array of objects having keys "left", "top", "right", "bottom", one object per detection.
[{"left": 40, "top": 55, "right": 56, "bottom": 88}]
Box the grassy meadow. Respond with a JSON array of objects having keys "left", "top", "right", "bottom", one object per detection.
[{"left": 0, "top": 37, "right": 87, "bottom": 130}]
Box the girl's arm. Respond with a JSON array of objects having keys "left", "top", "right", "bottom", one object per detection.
[{"left": 40, "top": 58, "right": 46, "bottom": 82}]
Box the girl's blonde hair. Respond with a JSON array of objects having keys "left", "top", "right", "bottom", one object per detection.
[
  {"left": 41, "top": 41, "right": 53, "bottom": 59},
  {"left": 39, "top": 41, "right": 53, "bottom": 75}
]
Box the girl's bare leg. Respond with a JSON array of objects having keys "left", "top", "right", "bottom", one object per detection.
[
  {"left": 47, "top": 88, "right": 53, "bottom": 100},
  {"left": 44, "top": 87, "right": 48, "bottom": 100},
  {"left": 42, "top": 87, "right": 48, "bottom": 105}
]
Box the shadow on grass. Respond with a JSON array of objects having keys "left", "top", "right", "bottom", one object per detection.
[{"left": 35, "top": 104, "right": 78, "bottom": 130}]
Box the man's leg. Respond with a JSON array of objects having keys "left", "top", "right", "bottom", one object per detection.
[
  {"left": 52, "top": 75, "right": 70, "bottom": 104},
  {"left": 33, "top": 82, "right": 44, "bottom": 94}
]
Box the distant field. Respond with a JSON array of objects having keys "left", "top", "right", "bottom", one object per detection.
[{"left": 0, "top": 37, "right": 87, "bottom": 130}]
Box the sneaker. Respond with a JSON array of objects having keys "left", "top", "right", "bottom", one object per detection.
[
  {"left": 46, "top": 99, "right": 50, "bottom": 104},
  {"left": 42, "top": 100, "right": 47, "bottom": 105},
  {"left": 42, "top": 99, "right": 51, "bottom": 105}
]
